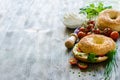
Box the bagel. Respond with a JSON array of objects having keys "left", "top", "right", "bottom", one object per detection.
[
  {"left": 97, "top": 9, "right": 120, "bottom": 31},
  {"left": 73, "top": 34, "right": 116, "bottom": 63}
]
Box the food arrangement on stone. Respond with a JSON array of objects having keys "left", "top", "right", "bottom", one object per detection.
[{"left": 64, "top": 2, "right": 119, "bottom": 80}]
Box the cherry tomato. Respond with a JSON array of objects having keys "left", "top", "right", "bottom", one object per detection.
[
  {"left": 85, "top": 28, "right": 89, "bottom": 33},
  {"left": 92, "top": 28, "right": 100, "bottom": 34},
  {"left": 77, "top": 62, "right": 88, "bottom": 69},
  {"left": 79, "top": 27, "right": 86, "bottom": 32},
  {"left": 87, "top": 24, "right": 94, "bottom": 31},
  {"left": 87, "top": 20, "right": 95, "bottom": 26},
  {"left": 110, "top": 31, "right": 119, "bottom": 41},
  {"left": 69, "top": 58, "right": 78, "bottom": 65},
  {"left": 103, "top": 28, "right": 112, "bottom": 36},
  {"left": 78, "top": 31, "right": 86, "bottom": 39},
  {"left": 77, "top": 48, "right": 81, "bottom": 52}
]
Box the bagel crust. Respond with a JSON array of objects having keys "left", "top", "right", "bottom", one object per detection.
[
  {"left": 72, "top": 34, "right": 116, "bottom": 63},
  {"left": 78, "top": 34, "right": 116, "bottom": 56},
  {"left": 97, "top": 9, "right": 120, "bottom": 31}
]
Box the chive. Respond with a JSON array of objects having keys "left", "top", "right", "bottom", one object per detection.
[{"left": 104, "top": 49, "right": 118, "bottom": 80}]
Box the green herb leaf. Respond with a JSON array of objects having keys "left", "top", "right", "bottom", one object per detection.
[
  {"left": 87, "top": 53, "right": 97, "bottom": 63},
  {"left": 79, "top": 2, "right": 112, "bottom": 19},
  {"left": 104, "top": 6, "right": 112, "bottom": 9},
  {"left": 90, "top": 3, "right": 95, "bottom": 8}
]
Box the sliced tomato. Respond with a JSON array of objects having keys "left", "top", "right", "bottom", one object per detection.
[
  {"left": 77, "top": 62, "right": 88, "bottom": 69},
  {"left": 77, "top": 48, "right": 81, "bottom": 52},
  {"left": 69, "top": 58, "right": 78, "bottom": 65},
  {"left": 99, "top": 55, "right": 105, "bottom": 57}
]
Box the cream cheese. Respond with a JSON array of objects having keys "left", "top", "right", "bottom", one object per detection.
[{"left": 63, "top": 13, "right": 87, "bottom": 29}]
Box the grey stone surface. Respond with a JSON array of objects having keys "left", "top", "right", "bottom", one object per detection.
[{"left": 0, "top": 0, "right": 120, "bottom": 80}]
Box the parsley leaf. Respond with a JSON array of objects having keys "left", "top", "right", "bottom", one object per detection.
[
  {"left": 87, "top": 53, "right": 97, "bottom": 63},
  {"left": 79, "top": 2, "right": 112, "bottom": 19}
]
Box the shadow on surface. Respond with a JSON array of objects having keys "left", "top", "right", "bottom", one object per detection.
[{"left": 64, "top": 27, "right": 75, "bottom": 35}]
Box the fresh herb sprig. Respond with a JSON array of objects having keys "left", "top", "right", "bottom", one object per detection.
[
  {"left": 87, "top": 53, "right": 97, "bottom": 63},
  {"left": 79, "top": 2, "right": 112, "bottom": 19},
  {"left": 104, "top": 49, "right": 118, "bottom": 80}
]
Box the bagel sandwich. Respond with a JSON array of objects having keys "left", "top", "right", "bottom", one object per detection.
[{"left": 73, "top": 34, "right": 116, "bottom": 63}]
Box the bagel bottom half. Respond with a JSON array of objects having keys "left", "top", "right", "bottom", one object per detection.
[{"left": 73, "top": 44, "right": 108, "bottom": 63}]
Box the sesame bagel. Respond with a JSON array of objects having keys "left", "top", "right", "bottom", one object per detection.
[{"left": 73, "top": 34, "right": 116, "bottom": 63}]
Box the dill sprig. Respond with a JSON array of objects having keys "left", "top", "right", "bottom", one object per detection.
[{"left": 104, "top": 49, "right": 118, "bottom": 80}]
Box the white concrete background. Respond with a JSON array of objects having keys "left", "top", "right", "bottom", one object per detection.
[{"left": 0, "top": 0, "right": 120, "bottom": 80}]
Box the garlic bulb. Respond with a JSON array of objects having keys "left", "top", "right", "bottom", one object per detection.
[{"left": 63, "top": 13, "right": 87, "bottom": 29}]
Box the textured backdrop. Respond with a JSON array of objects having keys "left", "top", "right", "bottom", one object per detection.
[{"left": 0, "top": 0, "right": 120, "bottom": 80}]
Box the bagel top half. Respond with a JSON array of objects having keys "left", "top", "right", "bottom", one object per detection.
[
  {"left": 97, "top": 9, "right": 120, "bottom": 31},
  {"left": 73, "top": 34, "right": 116, "bottom": 63}
]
